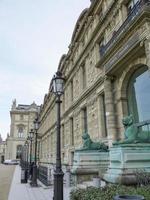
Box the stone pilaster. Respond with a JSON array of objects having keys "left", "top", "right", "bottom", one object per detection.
[
  {"left": 104, "top": 76, "right": 117, "bottom": 146},
  {"left": 145, "top": 38, "right": 150, "bottom": 69}
]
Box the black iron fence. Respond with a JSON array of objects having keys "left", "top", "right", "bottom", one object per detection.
[
  {"left": 137, "top": 120, "right": 150, "bottom": 138},
  {"left": 37, "top": 165, "right": 51, "bottom": 186}
]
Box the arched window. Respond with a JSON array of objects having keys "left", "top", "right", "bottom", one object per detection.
[
  {"left": 127, "top": 67, "right": 150, "bottom": 123},
  {"left": 16, "top": 145, "right": 22, "bottom": 159},
  {"left": 18, "top": 126, "right": 24, "bottom": 138}
]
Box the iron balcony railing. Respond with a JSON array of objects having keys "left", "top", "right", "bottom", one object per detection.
[
  {"left": 37, "top": 165, "right": 51, "bottom": 186},
  {"left": 100, "top": 0, "right": 150, "bottom": 57}
]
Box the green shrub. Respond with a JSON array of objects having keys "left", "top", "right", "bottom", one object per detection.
[{"left": 70, "top": 185, "right": 150, "bottom": 200}]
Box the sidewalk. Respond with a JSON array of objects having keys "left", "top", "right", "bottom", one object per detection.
[{"left": 8, "top": 165, "right": 72, "bottom": 200}]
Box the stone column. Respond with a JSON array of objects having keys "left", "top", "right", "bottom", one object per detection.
[
  {"left": 145, "top": 38, "right": 150, "bottom": 69},
  {"left": 104, "top": 76, "right": 117, "bottom": 146}
]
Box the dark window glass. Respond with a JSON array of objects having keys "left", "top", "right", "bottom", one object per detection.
[
  {"left": 82, "top": 64, "right": 86, "bottom": 89},
  {"left": 101, "top": 93, "right": 107, "bottom": 137},
  {"left": 71, "top": 152, "right": 74, "bottom": 165},
  {"left": 83, "top": 107, "right": 88, "bottom": 132},
  {"left": 61, "top": 124, "right": 64, "bottom": 148},
  {"left": 18, "top": 127, "right": 24, "bottom": 138},
  {"left": 70, "top": 80, "right": 73, "bottom": 102},
  {"left": 128, "top": 67, "right": 150, "bottom": 123},
  {"left": 70, "top": 117, "right": 74, "bottom": 145},
  {"left": 16, "top": 145, "right": 22, "bottom": 159}
]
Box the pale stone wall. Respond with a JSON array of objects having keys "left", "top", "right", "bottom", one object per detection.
[
  {"left": 5, "top": 101, "right": 39, "bottom": 160},
  {"left": 0, "top": 142, "right": 6, "bottom": 162},
  {"left": 38, "top": 0, "right": 150, "bottom": 166}
]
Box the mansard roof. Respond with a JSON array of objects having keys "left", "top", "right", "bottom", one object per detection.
[{"left": 11, "top": 102, "right": 40, "bottom": 113}]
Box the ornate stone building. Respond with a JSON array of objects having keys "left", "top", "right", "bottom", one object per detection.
[
  {"left": 38, "top": 0, "right": 150, "bottom": 169},
  {"left": 0, "top": 135, "right": 6, "bottom": 163},
  {"left": 5, "top": 100, "right": 40, "bottom": 160}
]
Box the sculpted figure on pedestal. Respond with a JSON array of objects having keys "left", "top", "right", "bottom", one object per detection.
[
  {"left": 114, "top": 115, "right": 150, "bottom": 145},
  {"left": 79, "top": 132, "right": 108, "bottom": 151}
]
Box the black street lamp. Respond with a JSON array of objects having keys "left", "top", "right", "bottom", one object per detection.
[
  {"left": 25, "top": 140, "right": 29, "bottom": 169},
  {"left": 30, "top": 118, "right": 39, "bottom": 187},
  {"left": 52, "top": 71, "right": 65, "bottom": 200},
  {"left": 28, "top": 129, "right": 34, "bottom": 179},
  {"left": 20, "top": 142, "right": 28, "bottom": 183}
]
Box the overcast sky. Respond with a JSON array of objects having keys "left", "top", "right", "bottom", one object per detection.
[{"left": 0, "top": 0, "right": 90, "bottom": 140}]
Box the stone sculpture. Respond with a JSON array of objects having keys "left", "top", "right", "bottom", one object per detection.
[
  {"left": 79, "top": 132, "right": 108, "bottom": 151},
  {"left": 114, "top": 115, "right": 150, "bottom": 145}
]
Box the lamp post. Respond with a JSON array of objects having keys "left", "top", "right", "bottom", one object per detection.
[
  {"left": 28, "top": 129, "right": 34, "bottom": 179},
  {"left": 20, "top": 142, "right": 28, "bottom": 183},
  {"left": 52, "top": 71, "right": 65, "bottom": 200},
  {"left": 25, "top": 140, "right": 29, "bottom": 170},
  {"left": 30, "top": 118, "right": 39, "bottom": 187}
]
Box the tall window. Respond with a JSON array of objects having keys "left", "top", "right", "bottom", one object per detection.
[
  {"left": 70, "top": 117, "right": 74, "bottom": 145},
  {"left": 127, "top": 67, "right": 150, "bottom": 123},
  {"left": 20, "top": 114, "right": 24, "bottom": 120},
  {"left": 61, "top": 124, "right": 65, "bottom": 148},
  {"left": 81, "top": 64, "right": 86, "bottom": 90},
  {"left": 62, "top": 153, "right": 65, "bottom": 163},
  {"left": 38, "top": 141, "right": 40, "bottom": 160},
  {"left": 62, "top": 92, "right": 65, "bottom": 112},
  {"left": 100, "top": 93, "right": 107, "bottom": 137},
  {"left": 71, "top": 152, "right": 74, "bottom": 166},
  {"left": 70, "top": 80, "right": 73, "bottom": 102},
  {"left": 82, "top": 107, "right": 88, "bottom": 133},
  {"left": 16, "top": 145, "right": 22, "bottom": 159},
  {"left": 99, "top": 37, "right": 105, "bottom": 57},
  {"left": 18, "top": 127, "right": 24, "bottom": 138}
]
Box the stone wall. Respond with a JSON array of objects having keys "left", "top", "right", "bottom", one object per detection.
[{"left": 38, "top": 0, "right": 150, "bottom": 166}]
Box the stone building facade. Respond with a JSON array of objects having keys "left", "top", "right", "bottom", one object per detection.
[
  {"left": 38, "top": 0, "right": 150, "bottom": 169},
  {"left": 5, "top": 100, "right": 40, "bottom": 160},
  {"left": 0, "top": 137, "right": 6, "bottom": 163}
]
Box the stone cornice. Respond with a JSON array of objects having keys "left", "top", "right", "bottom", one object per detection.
[{"left": 10, "top": 110, "right": 37, "bottom": 115}]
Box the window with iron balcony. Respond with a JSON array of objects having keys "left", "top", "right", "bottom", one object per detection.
[{"left": 99, "top": 0, "right": 149, "bottom": 57}]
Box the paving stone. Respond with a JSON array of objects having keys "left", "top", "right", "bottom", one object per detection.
[
  {"left": 8, "top": 166, "right": 71, "bottom": 200},
  {"left": 0, "top": 164, "right": 15, "bottom": 200}
]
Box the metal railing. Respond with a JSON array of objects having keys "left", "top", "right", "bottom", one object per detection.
[
  {"left": 137, "top": 120, "right": 150, "bottom": 139},
  {"left": 100, "top": 0, "right": 150, "bottom": 57},
  {"left": 37, "top": 165, "right": 51, "bottom": 186}
]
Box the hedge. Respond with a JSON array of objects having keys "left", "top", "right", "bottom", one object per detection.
[{"left": 70, "top": 185, "right": 150, "bottom": 200}]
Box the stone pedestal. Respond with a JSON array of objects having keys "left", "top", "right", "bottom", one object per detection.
[
  {"left": 93, "top": 177, "right": 101, "bottom": 188},
  {"left": 104, "top": 144, "right": 150, "bottom": 185},
  {"left": 71, "top": 150, "right": 109, "bottom": 185},
  {"left": 65, "top": 170, "right": 71, "bottom": 187}
]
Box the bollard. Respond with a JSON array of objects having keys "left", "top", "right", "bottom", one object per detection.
[{"left": 21, "top": 168, "right": 28, "bottom": 183}]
